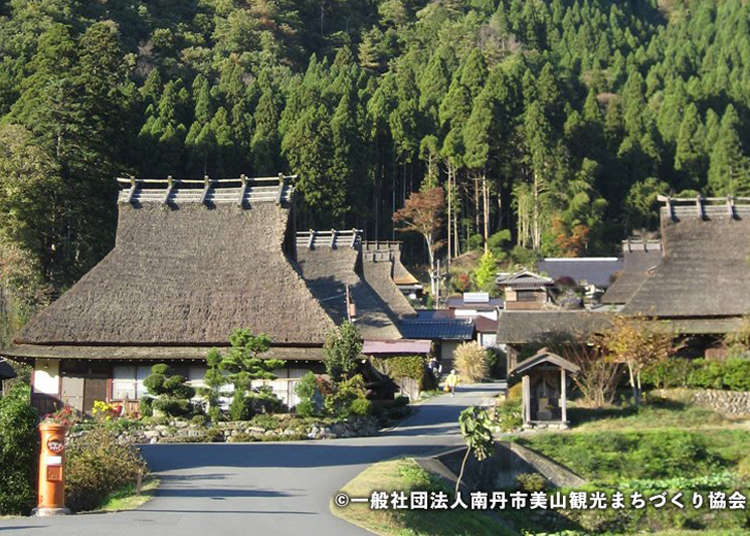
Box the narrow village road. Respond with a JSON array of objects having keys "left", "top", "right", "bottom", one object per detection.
[{"left": 1, "top": 382, "right": 504, "bottom": 536}]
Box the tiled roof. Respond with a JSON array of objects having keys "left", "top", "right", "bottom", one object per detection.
[{"left": 538, "top": 258, "right": 623, "bottom": 288}]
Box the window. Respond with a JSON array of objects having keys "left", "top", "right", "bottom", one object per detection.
[
  {"left": 112, "top": 365, "right": 152, "bottom": 400},
  {"left": 516, "top": 290, "right": 539, "bottom": 302}
]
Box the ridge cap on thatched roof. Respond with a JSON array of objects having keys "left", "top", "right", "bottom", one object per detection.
[
  {"left": 17, "top": 191, "right": 338, "bottom": 347},
  {"left": 116, "top": 174, "right": 296, "bottom": 207},
  {"left": 620, "top": 197, "right": 750, "bottom": 320},
  {"left": 296, "top": 229, "right": 363, "bottom": 250}
]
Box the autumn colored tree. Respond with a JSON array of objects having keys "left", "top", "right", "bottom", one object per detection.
[
  {"left": 392, "top": 187, "right": 445, "bottom": 298},
  {"left": 595, "top": 316, "right": 676, "bottom": 407}
]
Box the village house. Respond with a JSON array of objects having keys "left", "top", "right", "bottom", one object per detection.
[
  {"left": 621, "top": 196, "right": 750, "bottom": 339},
  {"left": 496, "top": 270, "right": 555, "bottom": 310},
  {"left": 538, "top": 257, "right": 623, "bottom": 300},
  {"left": 2, "top": 176, "right": 423, "bottom": 415}
]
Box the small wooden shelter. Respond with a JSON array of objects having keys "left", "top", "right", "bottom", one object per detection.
[{"left": 509, "top": 348, "right": 579, "bottom": 429}]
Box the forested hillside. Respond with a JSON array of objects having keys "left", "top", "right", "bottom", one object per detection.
[{"left": 0, "top": 0, "right": 749, "bottom": 301}]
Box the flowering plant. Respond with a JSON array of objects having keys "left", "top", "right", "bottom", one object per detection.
[
  {"left": 42, "top": 406, "right": 76, "bottom": 427},
  {"left": 92, "top": 400, "right": 122, "bottom": 421}
]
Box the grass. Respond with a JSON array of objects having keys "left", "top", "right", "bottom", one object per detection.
[
  {"left": 91, "top": 478, "right": 160, "bottom": 512},
  {"left": 331, "top": 458, "right": 512, "bottom": 536},
  {"left": 567, "top": 398, "right": 733, "bottom": 432}
]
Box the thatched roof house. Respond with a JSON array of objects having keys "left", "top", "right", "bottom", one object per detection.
[
  {"left": 295, "top": 230, "right": 402, "bottom": 340},
  {"left": 9, "top": 176, "right": 334, "bottom": 357},
  {"left": 361, "top": 242, "right": 417, "bottom": 318},
  {"left": 3, "top": 176, "right": 420, "bottom": 413},
  {"left": 621, "top": 196, "right": 750, "bottom": 334},
  {"left": 600, "top": 239, "right": 662, "bottom": 305}
]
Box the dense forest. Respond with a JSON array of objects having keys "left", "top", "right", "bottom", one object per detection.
[{"left": 1, "top": 0, "right": 750, "bottom": 310}]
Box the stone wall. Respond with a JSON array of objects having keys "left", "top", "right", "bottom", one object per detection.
[
  {"left": 73, "top": 416, "right": 381, "bottom": 445},
  {"left": 652, "top": 388, "right": 750, "bottom": 418}
]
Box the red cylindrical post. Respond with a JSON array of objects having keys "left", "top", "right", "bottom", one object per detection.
[{"left": 34, "top": 422, "right": 70, "bottom": 516}]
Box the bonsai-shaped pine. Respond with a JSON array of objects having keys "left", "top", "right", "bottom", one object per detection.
[
  {"left": 202, "top": 347, "right": 226, "bottom": 421},
  {"left": 455, "top": 406, "right": 494, "bottom": 497},
  {"left": 143, "top": 363, "right": 196, "bottom": 418},
  {"left": 323, "top": 321, "right": 363, "bottom": 383},
  {"left": 219, "top": 329, "right": 285, "bottom": 421}
]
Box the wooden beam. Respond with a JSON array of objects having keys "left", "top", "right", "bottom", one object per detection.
[
  {"left": 276, "top": 172, "right": 285, "bottom": 204},
  {"left": 162, "top": 176, "right": 174, "bottom": 205},
  {"left": 307, "top": 229, "right": 315, "bottom": 249},
  {"left": 125, "top": 177, "right": 138, "bottom": 204},
  {"left": 238, "top": 174, "right": 247, "bottom": 207},
  {"left": 200, "top": 175, "right": 211, "bottom": 206}
]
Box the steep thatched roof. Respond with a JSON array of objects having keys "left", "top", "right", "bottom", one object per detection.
[
  {"left": 361, "top": 244, "right": 417, "bottom": 318},
  {"left": 295, "top": 230, "right": 402, "bottom": 340},
  {"left": 601, "top": 239, "right": 662, "bottom": 305},
  {"left": 622, "top": 198, "right": 750, "bottom": 323},
  {"left": 497, "top": 311, "right": 613, "bottom": 344},
  {"left": 13, "top": 177, "right": 336, "bottom": 352}
]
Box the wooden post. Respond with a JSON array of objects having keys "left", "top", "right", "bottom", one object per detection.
[
  {"left": 522, "top": 374, "right": 531, "bottom": 426},
  {"left": 238, "top": 174, "right": 248, "bottom": 206},
  {"left": 162, "top": 176, "right": 174, "bottom": 205},
  {"left": 276, "top": 172, "right": 285, "bottom": 204},
  {"left": 560, "top": 367, "right": 567, "bottom": 424},
  {"left": 200, "top": 175, "right": 211, "bottom": 206}
]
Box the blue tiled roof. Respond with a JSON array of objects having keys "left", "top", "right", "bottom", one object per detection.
[{"left": 399, "top": 313, "right": 475, "bottom": 340}]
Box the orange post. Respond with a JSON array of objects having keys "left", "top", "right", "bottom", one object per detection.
[{"left": 34, "top": 422, "right": 70, "bottom": 516}]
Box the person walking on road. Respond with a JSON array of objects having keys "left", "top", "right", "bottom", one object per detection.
[{"left": 445, "top": 369, "right": 459, "bottom": 397}]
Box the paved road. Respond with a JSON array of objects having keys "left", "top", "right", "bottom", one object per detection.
[{"left": 1, "top": 383, "right": 504, "bottom": 536}]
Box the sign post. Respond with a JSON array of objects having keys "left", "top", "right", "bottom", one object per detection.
[{"left": 33, "top": 422, "right": 70, "bottom": 516}]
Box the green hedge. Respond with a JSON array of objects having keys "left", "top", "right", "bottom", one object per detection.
[
  {"left": 0, "top": 383, "right": 39, "bottom": 515},
  {"left": 642, "top": 358, "right": 750, "bottom": 391}
]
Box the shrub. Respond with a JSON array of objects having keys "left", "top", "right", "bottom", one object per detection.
[
  {"left": 0, "top": 383, "right": 38, "bottom": 515},
  {"left": 495, "top": 398, "right": 522, "bottom": 432},
  {"left": 324, "top": 375, "right": 369, "bottom": 419},
  {"left": 143, "top": 363, "right": 195, "bottom": 418},
  {"left": 323, "top": 321, "right": 363, "bottom": 382},
  {"left": 349, "top": 397, "right": 372, "bottom": 416},
  {"left": 65, "top": 427, "right": 147, "bottom": 512},
  {"left": 294, "top": 372, "right": 321, "bottom": 417},
  {"left": 642, "top": 357, "right": 750, "bottom": 392},
  {"left": 516, "top": 472, "right": 546, "bottom": 492},
  {"left": 138, "top": 397, "right": 153, "bottom": 417},
  {"left": 454, "top": 341, "right": 489, "bottom": 382}
]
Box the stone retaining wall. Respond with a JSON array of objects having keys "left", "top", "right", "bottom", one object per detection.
[
  {"left": 71, "top": 416, "right": 381, "bottom": 444},
  {"left": 652, "top": 388, "right": 750, "bottom": 418}
]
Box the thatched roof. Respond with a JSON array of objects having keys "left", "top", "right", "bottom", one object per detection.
[
  {"left": 363, "top": 242, "right": 420, "bottom": 286},
  {"left": 497, "top": 311, "right": 613, "bottom": 344},
  {"left": 361, "top": 244, "right": 417, "bottom": 318},
  {"left": 601, "top": 239, "right": 662, "bottom": 305},
  {"left": 295, "top": 230, "right": 402, "bottom": 340},
  {"left": 12, "top": 176, "right": 337, "bottom": 354},
  {"left": 622, "top": 197, "right": 750, "bottom": 322}
]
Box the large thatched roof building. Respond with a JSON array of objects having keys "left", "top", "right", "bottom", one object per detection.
[
  {"left": 3, "top": 176, "right": 420, "bottom": 414},
  {"left": 361, "top": 242, "right": 417, "bottom": 318},
  {"left": 621, "top": 196, "right": 750, "bottom": 334},
  {"left": 600, "top": 239, "right": 661, "bottom": 305}
]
